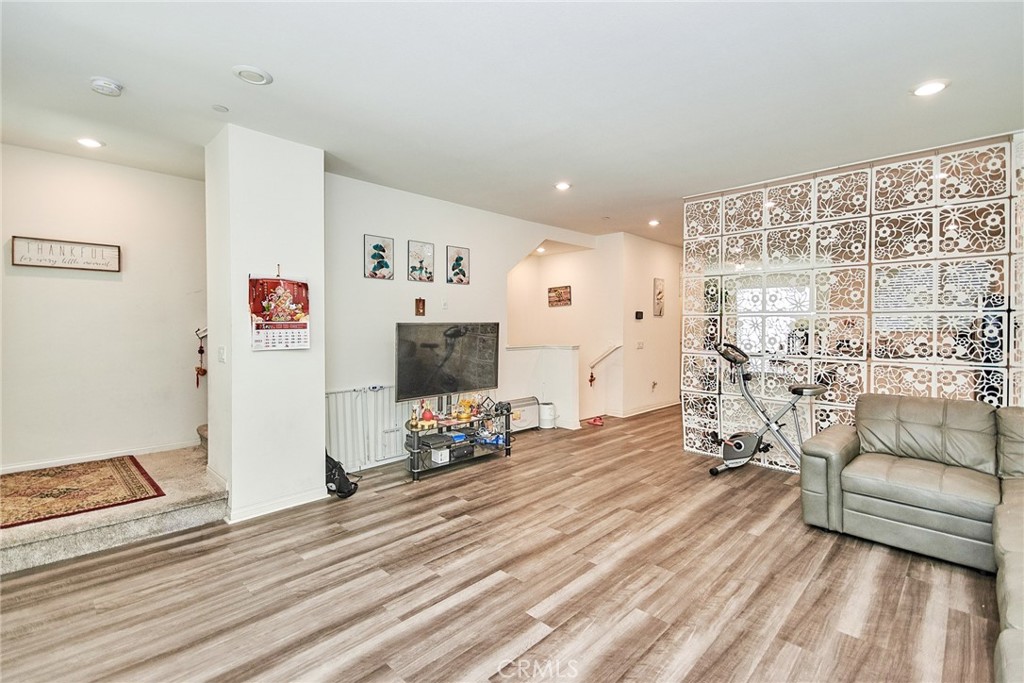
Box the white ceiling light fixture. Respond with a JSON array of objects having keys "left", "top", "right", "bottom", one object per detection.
[
  {"left": 233, "top": 65, "right": 273, "bottom": 85},
  {"left": 77, "top": 138, "right": 105, "bottom": 148},
  {"left": 912, "top": 79, "right": 949, "bottom": 97},
  {"left": 648, "top": 219, "right": 660, "bottom": 227},
  {"left": 90, "top": 77, "right": 123, "bottom": 97},
  {"left": 536, "top": 247, "right": 546, "bottom": 253},
  {"left": 554, "top": 181, "right": 572, "bottom": 191},
  {"left": 212, "top": 104, "right": 230, "bottom": 113}
]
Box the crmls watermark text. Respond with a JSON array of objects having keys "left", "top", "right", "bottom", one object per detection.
[{"left": 498, "top": 658, "right": 580, "bottom": 679}]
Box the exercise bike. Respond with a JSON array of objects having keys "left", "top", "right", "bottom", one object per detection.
[{"left": 709, "top": 342, "right": 826, "bottom": 476}]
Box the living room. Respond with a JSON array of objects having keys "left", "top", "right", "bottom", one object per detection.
[{"left": 2, "top": 2, "right": 1023, "bottom": 681}]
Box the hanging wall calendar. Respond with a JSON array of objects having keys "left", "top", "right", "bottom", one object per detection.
[{"left": 249, "top": 276, "right": 311, "bottom": 350}]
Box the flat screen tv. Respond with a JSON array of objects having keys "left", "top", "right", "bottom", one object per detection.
[{"left": 395, "top": 322, "right": 499, "bottom": 402}]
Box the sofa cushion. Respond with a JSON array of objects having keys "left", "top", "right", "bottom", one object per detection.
[
  {"left": 855, "top": 394, "right": 997, "bottom": 475},
  {"left": 841, "top": 452, "right": 1000, "bottom": 522},
  {"left": 997, "top": 552, "right": 1023, "bottom": 630},
  {"left": 997, "top": 407, "right": 1024, "bottom": 478},
  {"left": 995, "top": 479, "right": 1024, "bottom": 568},
  {"left": 994, "top": 628, "right": 1024, "bottom": 683}
]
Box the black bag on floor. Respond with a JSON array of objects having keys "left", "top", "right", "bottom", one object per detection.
[{"left": 325, "top": 451, "right": 358, "bottom": 499}]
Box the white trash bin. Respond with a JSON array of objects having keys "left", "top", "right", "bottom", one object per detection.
[{"left": 539, "top": 402, "right": 557, "bottom": 429}]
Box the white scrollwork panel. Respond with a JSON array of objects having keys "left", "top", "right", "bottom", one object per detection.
[
  {"left": 681, "top": 353, "right": 719, "bottom": 394},
  {"left": 872, "top": 209, "right": 935, "bottom": 262},
  {"left": 682, "top": 391, "right": 719, "bottom": 424},
  {"left": 723, "top": 190, "right": 765, "bottom": 233},
  {"left": 682, "top": 276, "right": 721, "bottom": 315},
  {"left": 872, "top": 314, "right": 935, "bottom": 362},
  {"left": 937, "top": 200, "right": 1008, "bottom": 256},
  {"left": 873, "top": 156, "right": 935, "bottom": 213},
  {"left": 935, "top": 367, "right": 1006, "bottom": 406},
  {"left": 815, "top": 267, "right": 868, "bottom": 312},
  {"left": 936, "top": 256, "right": 1007, "bottom": 310},
  {"left": 814, "top": 404, "right": 855, "bottom": 432},
  {"left": 764, "top": 271, "right": 812, "bottom": 312},
  {"left": 816, "top": 169, "right": 870, "bottom": 220},
  {"left": 815, "top": 218, "right": 869, "bottom": 266},
  {"left": 814, "top": 315, "right": 868, "bottom": 359},
  {"left": 723, "top": 233, "right": 764, "bottom": 270},
  {"left": 725, "top": 316, "right": 763, "bottom": 357},
  {"left": 684, "top": 198, "right": 722, "bottom": 238},
  {"left": 1009, "top": 369, "right": 1023, "bottom": 407},
  {"left": 764, "top": 316, "right": 803, "bottom": 356},
  {"left": 766, "top": 225, "right": 812, "bottom": 269},
  {"left": 719, "top": 395, "right": 758, "bottom": 436},
  {"left": 812, "top": 360, "right": 867, "bottom": 406},
  {"left": 683, "top": 422, "right": 721, "bottom": 456},
  {"left": 759, "top": 358, "right": 812, "bottom": 399},
  {"left": 872, "top": 262, "right": 936, "bottom": 310},
  {"left": 767, "top": 180, "right": 813, "bottom": 227},
  {"left": 683, "top": 237, "right": 721, "bottom": 276},
  {"left": 936, "top": 313, "right": 1007, "bottom": 365},
  {"left": 682, "top": 316, "right": 721, "bottom": 353},
  {"left": 938, "top": 143, "right": 1010, "bottom": 202},
  {"left": 722, "top": 273, "right": 764, "bottom": 313},
  {"left": 1011, "top": 313, "right": 1023, "bottom": 367},
  {"left": 1013, "top": 256, "right": 1023, "bottom": 310},
  {"left": 870, "top": 363, "right": 933, "bottom": 397}
]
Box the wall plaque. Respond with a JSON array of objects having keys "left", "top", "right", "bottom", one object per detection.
[{"left": 11, "top": 236, "right": 121, "bottom": 272}]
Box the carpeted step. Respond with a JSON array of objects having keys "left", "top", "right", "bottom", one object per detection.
[{"left": 1, "top": 446, "right": 226, "bottom": 575}]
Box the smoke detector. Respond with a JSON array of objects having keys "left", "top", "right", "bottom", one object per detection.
[{"left": 90, "top": 77, "right": 123, "bottom": 97}]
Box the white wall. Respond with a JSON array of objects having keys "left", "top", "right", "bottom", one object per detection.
[
  {"left": 506, "top": 232, "right": 682, "bottom": 419},
  {"left": 1, "top": 145, "right": 207, "bottom": 471},
  {"left": 205, "top": 126, "right": 326, "bottom": 522},
  {"left": 323, "top": 173, "right": 593, "bottom": 397},
  {"left": 620, "top": 232, "right": 682, "bottom": 416}
]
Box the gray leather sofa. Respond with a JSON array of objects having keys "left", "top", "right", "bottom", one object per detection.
[{"left": 799, "top": 393, "right": 1023, "bottom": 683}]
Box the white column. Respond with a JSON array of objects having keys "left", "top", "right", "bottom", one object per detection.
[{"left": 206, "top": 125, "right": 326, "bottom": 521}]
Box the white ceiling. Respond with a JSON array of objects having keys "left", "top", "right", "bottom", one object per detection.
[{"left": 3, "top": 2, "right": 1022, "bottom": 247}]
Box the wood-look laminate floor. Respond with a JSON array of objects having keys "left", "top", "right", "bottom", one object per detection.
[{"left": 0, "top": 407, "right": 1000, "bottom": 682}]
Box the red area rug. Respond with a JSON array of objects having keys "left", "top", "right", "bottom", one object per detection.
[{"left": 1, "top": 456, "right": 164, "bottom": 529}]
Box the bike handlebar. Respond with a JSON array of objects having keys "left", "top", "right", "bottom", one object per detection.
[{"left": 715, "top": 342, "right": 750, "bottom": 366}]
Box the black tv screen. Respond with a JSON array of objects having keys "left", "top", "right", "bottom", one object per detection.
[{"left": 395, "top": 322, "right": 499, "bottom": 402}]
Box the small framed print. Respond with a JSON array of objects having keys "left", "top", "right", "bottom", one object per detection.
[
  {"left": 548, "top": 285, "right": 571, "bottom": 307},
  {"left": 653, "top": 278, "right": 665, "bottom": 317},
  {"left": 446, "top": 245, "right": 470, "bottom": 284},
  {"left": 408, "top": 240, "right": 434, "bottom": 282},
  {"left": 364, "top": 234, "right": 394, "bottom": 279}
]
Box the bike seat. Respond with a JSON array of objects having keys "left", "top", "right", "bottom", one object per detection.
[{"left": 790, "top": 383, "right": 827, "bottom": 397}]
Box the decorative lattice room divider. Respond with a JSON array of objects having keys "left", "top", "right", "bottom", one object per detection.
[{"left": 681, "top": 134, "right": 1023, "bottom": 471}]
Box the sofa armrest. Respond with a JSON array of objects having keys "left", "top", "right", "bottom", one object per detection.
[{"left": 800, "top": 424, "right": 860, "bottom": 531}]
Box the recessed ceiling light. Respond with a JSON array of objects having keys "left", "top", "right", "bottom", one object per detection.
[
  {"left": 233, "top": 65, "right": 273, "bottom": 86},
  {"left": 90, "top": 77, "right": 123, "bottom": 97},
  {"left": 554, "top": 182, "right": 572, "bottom": 191},
  {"left": 912, "top": 79, "right": 949, "bottom": 97},
  {"left": 536, "top": 247, "right": 546, "bottom": 253},
  {"left": 77, "top": 138, "right": 105, "bottom": 148},
  {"left": 648, "top": 219, "right": 660, "bottom": 227},
  {"left": 212, "top": 104, "right": 230, "bottom": 113}
]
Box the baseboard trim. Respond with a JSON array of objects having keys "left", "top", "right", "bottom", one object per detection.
[
  {"left": 1, "top": 440, "right": 202, "bottom": 474},
  {"left": 226, "top": 487, "right": 330, "bottom": 524}
]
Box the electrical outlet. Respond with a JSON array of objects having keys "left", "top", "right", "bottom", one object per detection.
[{"left": 217, "top": 346, "right": 227, "bottom": 363}]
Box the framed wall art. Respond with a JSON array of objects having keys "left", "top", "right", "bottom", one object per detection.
[
  {"left": 364, "top": 234, "right": 394, "bottom": 279},
  {"left": 548, "top": 285, "right": 572, "bottom": 307},
  {"left": 653, "top": 277, "right": 665, "bottom": 317},
  {"left": 408, "top": 240, "right": 434, "bottom": 282},
  {"left": 446, "top": 245, "right": 470, "bottom": 284},
  {"left": 11, "top": 236, "right": 121, "bottom": 272}
]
